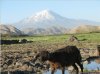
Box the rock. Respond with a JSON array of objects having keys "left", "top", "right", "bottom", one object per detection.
[
  {"left": 68, "top": 35, "right": 79, "bottom": 42},
  {"left": 15, "top": 61, "right": 22, "bottom": 68},
  {"left": 21, "top": 64, "right": 29, "bottom": 71},
  {"left": 27, "top": 66, "right": 33, "bottom": 71}
]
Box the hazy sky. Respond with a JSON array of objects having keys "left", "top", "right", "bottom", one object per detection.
[{"left": 1, "top": 0, "right": 100, "bottom": 24}]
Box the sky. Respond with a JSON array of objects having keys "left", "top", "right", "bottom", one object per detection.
[{"left": 1, "top": 0, "right": 100, "bottom": 24}]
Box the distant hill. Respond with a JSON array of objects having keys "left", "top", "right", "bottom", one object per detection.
[
  {"left": 0, "top": 24, "right": 100, "bottom": 36},
  {"left": 69, "top": 25, "right": 100, "bottom": 34},
  {"left": 0, "top": 25, "right": 22, "bottom": 36}
]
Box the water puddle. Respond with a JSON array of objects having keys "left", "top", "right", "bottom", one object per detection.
[
  {"left": 44, "top": 70, "right": 69, "bottom": 74},
  {"left": 84, "top": 61, "right": 100, "bottom": 70},
  {"left": 44, "top": 61, "right": 100, "bottom": 74}
]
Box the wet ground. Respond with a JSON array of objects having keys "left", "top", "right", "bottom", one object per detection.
[
  {"left": 84, "top": 61, "right": 100, "bottom": 70},
  {"left": 1, "top": 49, "right": 100, "bottom": 74},
  {"left": 44, "top": 61, "right": 100, "bottom": 74}
]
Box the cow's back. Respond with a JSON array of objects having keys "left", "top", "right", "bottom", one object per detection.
[{"left": 53, "top": 46, "right": 82, "bottom": 65}]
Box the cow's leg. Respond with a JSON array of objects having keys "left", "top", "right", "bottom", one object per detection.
[
  {"left": 62, "top": 67, "right": 65, "bottom": 74},
  {"left": 51, "top": 68, "right": 55, "bottom": 74},
  {"left": 72, "top": 64, "right": 79, "bottom": 74},
  {"left": 77, "top": 62, "right": 83, "bottom": 73},
  {"left": 50, "top": 63, "right": 56, "bottom": 74}
]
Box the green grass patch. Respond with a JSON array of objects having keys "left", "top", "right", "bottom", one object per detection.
[{"left": 1, "top": 33, "right": 100, "bottom": 42}]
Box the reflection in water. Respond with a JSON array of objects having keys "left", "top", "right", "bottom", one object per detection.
[
  {"left": 84, "top": 61, "right": 100, "bottom": 70},
  {"left": 44, "top": 70, "right": 69, "bottom": 74},
  {"left": 44, "top": 61, "right": 100, "bottom": 74}
]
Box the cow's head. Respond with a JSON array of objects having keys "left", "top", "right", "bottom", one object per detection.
[{"left": 34, "top": 51, "right": 50, "bottom": 62}]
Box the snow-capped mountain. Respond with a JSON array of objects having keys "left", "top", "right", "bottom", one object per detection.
[
  {"left": 15, "top": 10, "right": 100, "bottom": 28},
  {"left": 15, "top": 10, "right": 72, "bottom": 29},
  {"left": 14, "top": 10, "right": 100, "bottom": 35}
]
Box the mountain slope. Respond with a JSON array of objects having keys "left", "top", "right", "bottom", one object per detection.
[
  {"left": 22, "top": 26, "right": 68, "bottom": 35},
  {"left": 0, "top": 25, "right": 22, "bottom": 36}
]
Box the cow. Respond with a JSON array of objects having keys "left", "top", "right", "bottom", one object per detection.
[
  {"left": 0, "top": 40, "right": 19, "bottom": 44},
  {"left": 34, "top": 46, "right": 83, "bottom": 74},
  {"left": 19, "top": 39, "right": 27, "bottom": 43}
]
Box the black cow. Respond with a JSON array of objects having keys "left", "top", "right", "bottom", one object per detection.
[
  {"left": 0, "top": 40, "right": 19, "bottom": 44},
  {"left": 34, "top": 46, "right": 83, "bottom": 74},
  {"left": 19, "top": 39, "right": 27, "bottom": 43}
]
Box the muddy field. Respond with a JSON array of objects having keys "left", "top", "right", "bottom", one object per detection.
[
  {"left": 1, "top": 33, "right": 100, "bottom": 74},
  {"left": 1, "top": 42, "right": 100, "bottom": 74}
]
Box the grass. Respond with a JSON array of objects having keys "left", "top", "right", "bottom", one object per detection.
[
  {"left": 1, "top": 33, "right": 100, "bottom": 42},
  {"left": 1, "top": 34, "right": 68, "bottom": 42},
  {"left": 1, "top": 33, "right": 100, "bottom": 52},
  {"left": 76, "top": 33, "right": 100, "bottom": 42}
]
